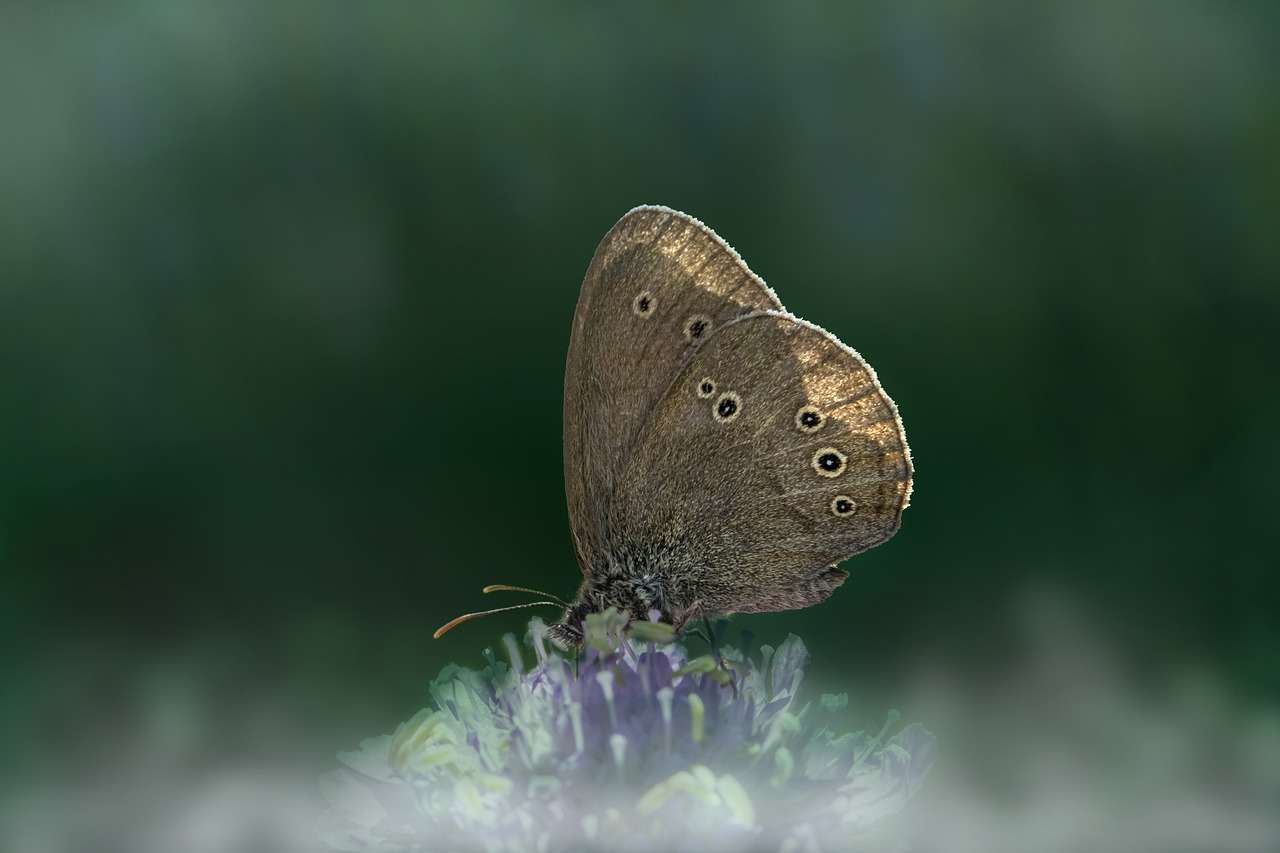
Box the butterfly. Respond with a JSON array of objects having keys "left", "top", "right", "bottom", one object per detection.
[{"left": 437, "top": 206, "right": 911, "bottom": 648}]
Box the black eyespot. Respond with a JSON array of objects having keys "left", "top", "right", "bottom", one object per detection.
[
  {"left": 812, "top": 447, "right": 847, "bottom": 478},
  {"left": 713, "top": 392, "right": 742, "bottom": 423},
  {"left": 632, "top": 291, "right": 655, "bottom": 317},
  {"left": 795, "top": 406, "right": 824, "bottom": 432},
  {"left": 684, "top": 315, "right": 712, "bottom": 341},
  {"left": 696, "top": 377, "right": 716, "bottom": 398},
  {"left": 831, "top": 496, "right": 856, "bottom": 515}
]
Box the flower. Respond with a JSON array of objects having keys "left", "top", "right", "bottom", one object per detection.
[{"left": 318, "top": 610, "right": 935, "bottom": 852}]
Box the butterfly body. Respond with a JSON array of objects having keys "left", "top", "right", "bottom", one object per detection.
[{"left": 551, "top": 206, "right": 911, "bottom": 650}]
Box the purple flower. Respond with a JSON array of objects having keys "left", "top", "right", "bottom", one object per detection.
[{"left": 319, "top": 610, "right": 935, "bottom": 852}]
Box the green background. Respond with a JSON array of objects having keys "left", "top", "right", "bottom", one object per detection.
[{"left": 3, "top": 3, "right": 1277, "bottom": 851}]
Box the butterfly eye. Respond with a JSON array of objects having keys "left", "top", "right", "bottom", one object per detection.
[
  {"left": 632, "top": 291, "right": 656, "bottom": 317},
  {"left": 795, "top": 406, "right": 824, "bottom": 432},
  {"left": 812, "top": 448, "right": 847, "bottom": 478},
  {"left": 696, "top": 377, "right": 717, "bottom": 398},
  {"left": 684, "top": 315, "right": 712, "bottom": 341},
  {"left": 713, "top": 391, "right": 742, "bottom": 423},
  {"left": 831, "top": 496, "right": 856, "bottom": 516}
]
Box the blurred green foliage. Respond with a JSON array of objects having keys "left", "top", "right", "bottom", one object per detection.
[{"left": 2, "top": 1, "right": 1277, "bottom": 777}]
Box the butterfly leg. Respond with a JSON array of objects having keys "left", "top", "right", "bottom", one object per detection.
[
  {"left": 704, "top": 616, "right": 743, "bottom": 696},
  {"left": 702, "top": 616, "right": 723, "bottom": 663},
  {"left": 674, "top": 604, "right": 724, "bottom": 664}
]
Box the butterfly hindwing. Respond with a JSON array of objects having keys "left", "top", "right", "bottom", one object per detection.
[{"left": 606, "top": 311, "right": 911, "bottom": 620}]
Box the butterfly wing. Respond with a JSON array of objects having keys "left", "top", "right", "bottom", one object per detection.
[
  {"left": 564, "top": 206, "right": 783, "bottom": 578},
  {"left": 607, "top": 311, "right": 912, "bottom": 621}
]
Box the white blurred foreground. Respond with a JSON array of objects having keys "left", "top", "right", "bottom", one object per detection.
[{"left": 3, "top": 589, "right": 1277, "bottom": 853}]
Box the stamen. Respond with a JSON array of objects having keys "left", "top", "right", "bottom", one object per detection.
[
  {"left": 689, "top": 693, "right": 706, "bottom": 744},
  {"left": 567, "top": 701, "right": 585, "bottom": 753},
  {"left": 773, "top": 746, "right": 795, "bottom": 788},
  {"left": 854, "top": 709, "right": 902, "bottom": 767},
  {"left": 656, "top": 687, "right": 674, "bottom": 756},
  {"left": 716, "top": 775, "right": 756, "bottom": 827},
  {"left": 596, "top": 670, "right": 617, "bottom": 730},
  {"left": 502, "top": 634, "right": 524, "bottom": 677},
  {"left": 609, "top": 733, "right": 627, "bottom": 775}
]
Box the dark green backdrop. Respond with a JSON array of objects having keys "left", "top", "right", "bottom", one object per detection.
[{"left": 3, "top": 3, "right": 1277, "bottom": 851}]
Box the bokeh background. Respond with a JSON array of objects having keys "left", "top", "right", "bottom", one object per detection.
[{"left": 3, "top": 3, "right": 1277, "bottom": 851}]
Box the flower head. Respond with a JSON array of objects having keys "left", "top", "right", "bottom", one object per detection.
[{"left": 319, "top": 610, "right": 935, "bottom": 852}]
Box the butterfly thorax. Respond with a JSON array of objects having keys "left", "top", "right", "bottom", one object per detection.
[{"left": 548, "top": 570, "right": 688, "bottom": 650}]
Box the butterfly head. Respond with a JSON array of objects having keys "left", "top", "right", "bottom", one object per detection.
[{"left": 547, "top": 570, "right": 680, "bottom": 650}]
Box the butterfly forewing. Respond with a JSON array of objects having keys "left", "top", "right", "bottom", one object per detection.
[{"left": 564, "top": 207, "right": 783, "bottom": 578}]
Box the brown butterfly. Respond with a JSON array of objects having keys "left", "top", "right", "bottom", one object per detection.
[{"left": 437, "top": 206, "right": 911, "bottom": 649}]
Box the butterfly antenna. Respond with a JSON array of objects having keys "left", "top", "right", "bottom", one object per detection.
[
  {"left": 482, "top": 584, "right": 570, "bottom": 608},
  {"left": 433, "top": 600, "right": 562, "bottom": 639}
]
